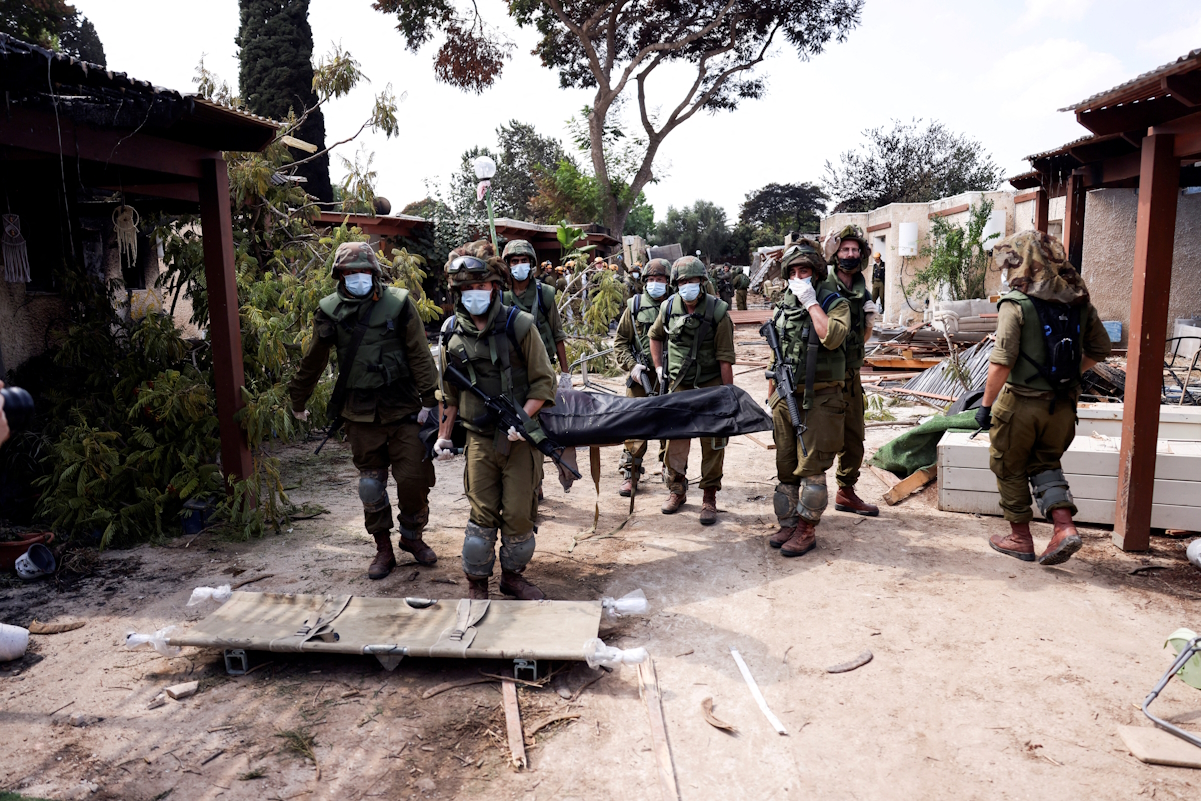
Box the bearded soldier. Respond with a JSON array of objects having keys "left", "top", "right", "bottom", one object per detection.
[
  {"left": 978, "top": 231, "right": 1111, "bottom": 566},
  {"left": 649, "top": 256, "right": 736, "bottom": 525},
  {"left": 434, "top": 241, "right": 557, "bottom": 600},
  {"left": 820, "top": 225, "right": 881, "bottom": 517},
  {"left": 288, "top": 242, "right": 439, "bottom": 579},
  {"left": 733, "top": 266, "right": 750, "bottom": 311},
  {"left": 767, "top": 241, "right": 851, "bottom": 556},
  {"left": 613, "top": 258, "right": 671, "bottom": 497}
]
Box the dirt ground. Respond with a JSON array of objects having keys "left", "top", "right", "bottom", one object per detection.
[{"left": 3, "top": 329, "right": 1201, "bottom": 801}]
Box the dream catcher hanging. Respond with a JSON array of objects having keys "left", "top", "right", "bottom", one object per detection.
[
  {"left": 2, "top": 214, "right": 30, "bottom": 283},
  {"left": 113, "top": 204, "right": 140, "bottom": 266}
]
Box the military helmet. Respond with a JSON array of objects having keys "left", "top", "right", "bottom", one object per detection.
[
  {"left": 781, "top": 239, "right": 827, "bottom": 282},
  {"left": 673, "top": 256, "right": 707, "bottom": 283},
  {"left": 644, "top": 258, "right": 671, "bottom": 279},
  {"left": 501, "top": 239, "right": 537, "bottom": 265},
  {"left": 824, "top": 224, "right": 870, "bottom": 271},
  {"left": 444, "top": 240, "right": 507, "bottom": 288},
  {"left": 331, "top": 242, "right": 381, "bottom": 275}
]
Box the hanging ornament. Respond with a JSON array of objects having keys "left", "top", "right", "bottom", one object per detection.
[
  {"left": 113, "top": 204, "right": 140, "bottom": 266},
  {"left": 2, "top": 213, "right": 30, "bottom": 283}
]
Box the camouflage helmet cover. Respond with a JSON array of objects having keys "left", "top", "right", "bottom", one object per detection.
[
  {"left": 502, "top": 239, "right": 537, "bottom": 264},
  {"left": 673, "top": 256, "right": 707, "bottom": 283},
  {"left": 823, "top": 224, "right": 870, "bottom": 271},
  {"left": 331, "top": 242, "right": 382, "bottom": 275},
  {"left": 780, "top": 239, "right": 828, "bottom": 282},
  {"left": 644, "top": 258, "right": 671, "bottom": 279},
  {"left": 992, "top": 230, "right": 1089, "bottom": 305},
  {"left": 444, "top": 239, "right": 508, "bottom": 288}
]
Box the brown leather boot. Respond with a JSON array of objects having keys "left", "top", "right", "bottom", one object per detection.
[
  {"left": 835, "top": 485, "right": 879, "bottom": 517},
  {"left": 989, "top": 522, "right": 1035, "bottom": 562},
  {"left": 368, "top": 532, "right": 397, "bottom": 580},
  {"left": 499, "top": 569, "right": 545, "bottom": 601},
  {"left": 661, "top": 491, "right": 686, "bottom": 514},
  {"left": 699, "top": 488, "right": 718, "bottom": 525},
  {"left": 619, "top": 477, "right": 636, "bottom": 497},
  {"left": 770, "top": 522, "right": 797, "bottom": 548},
  {"left": 466, "top": 575, "right": 490, "bottom": 600},
  {"left": 1039, "top": 509, "right": 1082, "bottom": 566},
  {"left": 781, "top": 521, "right": 816, "bottom": 557},
  {"left": 398, "top": 532, "right": 437, "bottom": 566}
]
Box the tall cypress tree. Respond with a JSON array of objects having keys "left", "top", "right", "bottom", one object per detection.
[{"left": 237, "top": 0, "right": 331, "bottom": 202}]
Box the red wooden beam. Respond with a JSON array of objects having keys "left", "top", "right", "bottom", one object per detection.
[
  {"left": 1013, "top": 190, "right": 1040, "bottom": 204},
  {"left": 1035, "top": 190, "right": 1049, "bottom": 234},
  {"left": 866, "top": 221, "right": 891, "bottom": 232},
  {"left": 1062, "top": 173, "right": 1086, "bottom": 269},
  {"left": 929, "top": 203, "right": 970, "bottom": 219},
  {"left": 1075, "top": 95, "right": 1190, "bottom": 136},
  {"left": 1114, "top": 134, "right": 1179, "bottom": 552},
  {"left": 198, "top": 157, "right": 254, "bottom": 487},
  {"left": 96, "top": 183, "right": 201, "bottom": 203}
]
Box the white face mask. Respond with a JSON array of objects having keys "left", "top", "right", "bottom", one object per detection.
[
  {"left": 788, "top": 277, "right": 812, "bottom": 298},
  {"left": 679, "top": 282, "right": 701, "bottom": 302},
  {"left": 461, "top": 289, "right": 493, "bottom": 316},
  {"left": 344, "top": 273, "right": 374, "bottom": 297},
  {"left": 632, "top": 271, "right": 640, "bottom": 279},
  {"left": 511, "top": 263, "right": 531, "bottom": 282},
  {"left": 646, "top": 280, "right": 667, "bottom": 299}
]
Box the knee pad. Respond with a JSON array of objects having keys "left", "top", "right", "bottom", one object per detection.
[
  {"left": 358, "top": 470, "right": 390, "bottom": 514},
  {"left": 461, "top": 521, "right": 498, "bottom": 577},
  {"left": 1030, "top": 469, "right": 1073, "bottom": 518},
  {"left": 499, "top": 530, "right": 536, "bottom": 572},
  {"left": 773, "top": 483, "right": 799, "bottom": 525},
  {"left": 799, "top": 475, "right": 828, "bottom": 523},
  {"left": 618, "top": 450, "right": 642, "bottom": 479}
]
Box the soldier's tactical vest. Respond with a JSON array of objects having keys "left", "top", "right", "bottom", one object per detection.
[
  {"left": 771, "top": 289, "right": 847, "bottom": 385},
  {"left": 998, "top": 291, "right": 1083, "bottom": 394},
  {"left": 821, "top": 270, "right": 868, "bottom": 370},
  {"left": 627, "top": 291, "right": 664, "bottom": 364},
  {"left": 662, "top": 292, "right": 729, "bottom": 389},
  {"left": 442, "top": 302, "right": 535, "bottom": 434},
  {"left": 504, "top": 281, "right": 558, "bottom": 365},
  {"left": 318, "top": 286, "right": 412, "bottom": 391}
]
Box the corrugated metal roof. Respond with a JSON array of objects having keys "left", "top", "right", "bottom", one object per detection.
[
  {"left": 901, "top": 339, "right": 994, "bottom": 398},
  {"left": 1060, "top": 48, "right": 1201, "bottom": 112}
]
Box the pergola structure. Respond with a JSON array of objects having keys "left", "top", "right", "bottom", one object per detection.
[
  {"left": 1011, "top": 47, "right": 1201, "bottom": 551},
  {"left": 0, "top": 34, "right": 277, "bottom": 485}
]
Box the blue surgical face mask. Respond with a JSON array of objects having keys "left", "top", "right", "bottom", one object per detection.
[
  {"left": 646, "top": 280, "right": 667, "bottom": 299},
  {"left": 461, "top": 289, "right": 493, "bottom": 316},
  {"left": 344, "top": 273, "right": 374, "bottom": 297},
  {"left": 678, "top": 282, "right": 701, "bottom": 302},
  {"left": 511, "top": 263, "right": 531, "bottom": 282}
]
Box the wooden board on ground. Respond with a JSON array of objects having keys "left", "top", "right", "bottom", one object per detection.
[
  {"left": 744, "top": 433, "right": 776, "bottom": 450},
  {"left": 883, "top": 466, "right": 937, "bottom": 506},
  {"left": 729, "top": 309, "right": 771, "bottom": 326},
  {"left": 1119, "top": 725, "right": 1201, "bottom": 768},
  {"left": 501, "top": 680, "right": 527, "bottom": 769},
  {"left": 869, "top": 466, "right": 902, "bottom": 490},
  {"left": 638, "top": 659, "right": 680, "bottom": 801}
]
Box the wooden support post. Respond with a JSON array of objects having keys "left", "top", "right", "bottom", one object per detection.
[
  {"left": 500, "top": 680, "right": 527, "bottom": 770},
  {"left": 1114, "top": 134, "right": 1178, "bottom": 552},
  {"left": 198, "top": 157, "right": 254, "bottom": 486},
  {"left": 1063, "top": 173, "right": 1086, "bottom": 269},
  {"left": 1035, "top": 189, "right": 1049, "bottom": 234}
]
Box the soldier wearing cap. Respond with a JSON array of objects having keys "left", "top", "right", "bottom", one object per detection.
[
  {"left": 433, "top": 240, "right": 557, "bottom": 600},
  {"left": 648, "top": 256, "right": 736, "bottom": 525},
  {"left": 767, "top": 241, "right": 852, "bottom": 556},
  {"left": 613, "top": 258, "right": 672, "bottom": 497},
  {"left": 288, "top": 242, "right": 440, "bottom": 580},
  {"left": 979, "top": 231, "right": 1111, "bottom": 566},
  {"left": 870, "top": 253, "right": 886, "bottom": 315},
  {"left": 550, "top": 263, "right": 567, "bottom": 293},
  {"left": 733, "top": 266, "right": 750, "bottom": 311},
  {"left": 820, "top": 225, "right": 881, "bottom": 517}
]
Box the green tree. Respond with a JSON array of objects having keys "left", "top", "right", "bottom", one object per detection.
[
  {"left": 824, "top": 119, "right": 1003, "bottom": 213},
  {"left": 740, "top": 182, "right": 827, "bottom": 237},
  {"left": 374, "top": 0, "right": 862, "bottom": 236},
  {"left": 238, "top": 0, "right": 332, "bottom": 202},
  {"left": 907, "top": 200, "right": 1000, "bottom": 302},
  {"left": 1, "top": 0, "right": 105, "bottom": 64},
  {"left": 654, "top": 201, "right": 730, "bottom": 262},
  {"left": 492, "top": 121, "right": 570, "bottom": 220}
]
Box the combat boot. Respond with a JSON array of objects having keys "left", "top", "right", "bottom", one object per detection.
[
  {"left": 699, "top": 488, "right": 718, "bottom": 526},
  {"left": 770, "top": 523, "right": 795, "bottom": 549},
  {"left": 398, "top": 530, "right": 437, "bottom": 567},
  {"left": 1039, "top": 509, "right": 1082, "bottom": 566},
  {"left": 466, "top": 575, "right": 490, "bottom": 600},
  {"left": 368, "top": 532, "right": 397, "bottom": 580},
  {"left": 619, "top": 476, "right": 637, "bottom": 497},
  {"left": 835, "top": 485, "right": 879, "bottom": 517},
  {"left": 989, "top": 522, "right": 1035, "bottom": 562},
  {"left": 661, "top": 491, "right": 686, "bottom": 514},
  {"left": 781, "top": 521, "right": 817, "bottom": 557},
  {"left": 499, "top": 569, "right": 545, "bottom": 601}
]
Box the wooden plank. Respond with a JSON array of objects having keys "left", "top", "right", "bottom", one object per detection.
[
  {"left": 638, "top": 659, "right": 680, "bottom": 801},
  {"left": 863, "top": 357, "right": 946, "bottom": 370},
  {"left": 883, "top": 466, "right": 937, "bottom": 506},
  {"left": 1119, "top": 726, "right": 1201, "bottom": 769},
  {"left": 930, "top": 203, "right": 971, "bottom": 218},
  {"left": 1036, "top": 190, "right": 1050, "bottom": 234},
  {"left": 1117, "top": 133, "right": 1180, "bottom": 552},
  {"left": 1014, "top": 190, "right": 1041, "bottom": 205},
  {"left": 744, "top": 433, "right": 776, "bottom": 451},
  {"left": 501, "top": 680, "right": 527, "bottom": 770},
  {"left": 869, "top": 466, "right": 902, "bottom": 491},
  {"left": 866, "top": 221, "right": 892, "bottom": 232},
  {"left": 729, "top": 309, "right": 772, "bottom": 326},
  {"left": 1063, "top": 172, "right": 1087, "bottom": 269}
]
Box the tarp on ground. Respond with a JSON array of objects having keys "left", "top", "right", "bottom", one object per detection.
[{"left": 869, "top": 410, "right": 979, "bottom": 478}]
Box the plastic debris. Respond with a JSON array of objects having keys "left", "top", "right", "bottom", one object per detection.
[
  {"left": 187, "top": 585, "right": 232, "bottom": 606},
  {"left": 1187, "top": 540, "right": 1201, "bottom": 570},
  {"left": 1166, "top": 628, "right": 1201, "bottom": 690},
  {"left": 601, "top": 588, "right": 649, "bottom": 620},
  {"left": 584, "top": 637, "right": 648, "bottom": 669},
  {"left": 0, "top": 623, "right": 29, "bottom": 662},
  {"left": 125, "top": 626, "right": 181, "bottom": 656}
]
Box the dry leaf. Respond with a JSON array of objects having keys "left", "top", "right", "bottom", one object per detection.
[
  {"left": 701, "top": 697, "right": 738, "bottom": 733},
  {"left": 28, "top": 620, "right": 85, "bottom": 635}
]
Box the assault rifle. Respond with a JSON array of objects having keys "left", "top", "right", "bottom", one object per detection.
[
  {"left": 627, "top": 352, "right": 656, "bottom": 396},
  {"left": 759, "top": 319, "right": 808, "bottom": 458},
  {"left": 442, "top": 357, "right": 582, "bottom": 480}
]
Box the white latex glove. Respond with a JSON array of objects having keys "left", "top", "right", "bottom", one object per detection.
[
  {"left": 417, "top": 406, "right": 435, "bottom": 425},
  {"left": 291, "top": 408, "right": 309, "bottom": 422},
  {"left": 864, "top": 299, "right": 879, "bottom": 317},
  {"left": 558, "top": 373, "right": 573, "bottom": 392},
  {"left": 793, "top": 280, "right": 818, "bottom": 309},
  {"left": 507, "top": 425, "right": 524, "bottom": 442},
  {"left": 433, "top": 438, "right": 456, "bottom": 461},
  {"left": 629, "top": 363, "right": 647, "bottom": 383}
]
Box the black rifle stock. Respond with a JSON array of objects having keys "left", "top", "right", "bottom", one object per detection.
[
  {"left": 759, "top": 320, "right": 808, "bottom": 457},
  {"left": 626, "top": 353, "right": 656, "bottom": 396}
]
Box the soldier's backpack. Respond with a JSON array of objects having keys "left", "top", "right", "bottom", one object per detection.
[{"left": 1021, "top": 297, "right": 1083, "bottom": 401}]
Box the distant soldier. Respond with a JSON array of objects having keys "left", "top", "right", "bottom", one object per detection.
[
  {"left": 613, "top": 258, "right": 671, "bottom": 496},
  {"left": 767, "top": 242, "right": 851, "bottom": 556},
  {"left": 820, "top": 225, "right": 881, "bottom": 517},
  {"left": 871, "top": 253, "right": 886, "bottom": 316},
  {"left": 649, "top": 256, "right": 736, "bottom": 525},
  {"left": 733, "top": 267, "right": 750, "bottom": 310},
  {"left": 627, "top": 262, "right": 645, "bottom": 297},
  {"left": 288, "top": 242, "right": 440, "bottom": 580},
  {"left": 716, "top": 264, "right": 735, "bottom": 306},
  {"left": 434, "top": 241, "right": 557, "bottom": 600},
  {"left": 978, "top": 231, "right": 1111, "bottom": 566},
  {"left": 549, "top": 262, "right": 566, "bottom": 293}
]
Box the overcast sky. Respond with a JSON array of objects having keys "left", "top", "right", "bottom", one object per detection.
[{"left": 75, "top": 0, "right": 1199, "bottom": 222}]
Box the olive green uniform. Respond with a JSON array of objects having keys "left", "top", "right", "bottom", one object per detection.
[
  {"left": 289, "top": 286, "right": 439, "bottom": 542},
  {"left": 733, "top": 271, "right": 750, "bottom": 310},
  {"left": 440, "top": 301, "right": 557, "bottom": 576},
  {"left": 871, "top": 261, "right": 885, "bottom": 314},
  {"left": 614, "top": 290, "right": 667, "bottom": 482},
  {"left": 504, "top": 280, "right": 567, "bottom": 369},
  {"left": 988, "top": 294, "right": 1111, "bottom": 523},
  {"left": 821, "top": 270, "right": 870, "bottom": 489},
  {"left": 648, "top": 293, "right": 736, "bottom": 494}
]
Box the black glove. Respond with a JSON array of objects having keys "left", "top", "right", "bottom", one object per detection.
[{"left": 974, "top": 404, "right": 992, "bottom": 430}]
